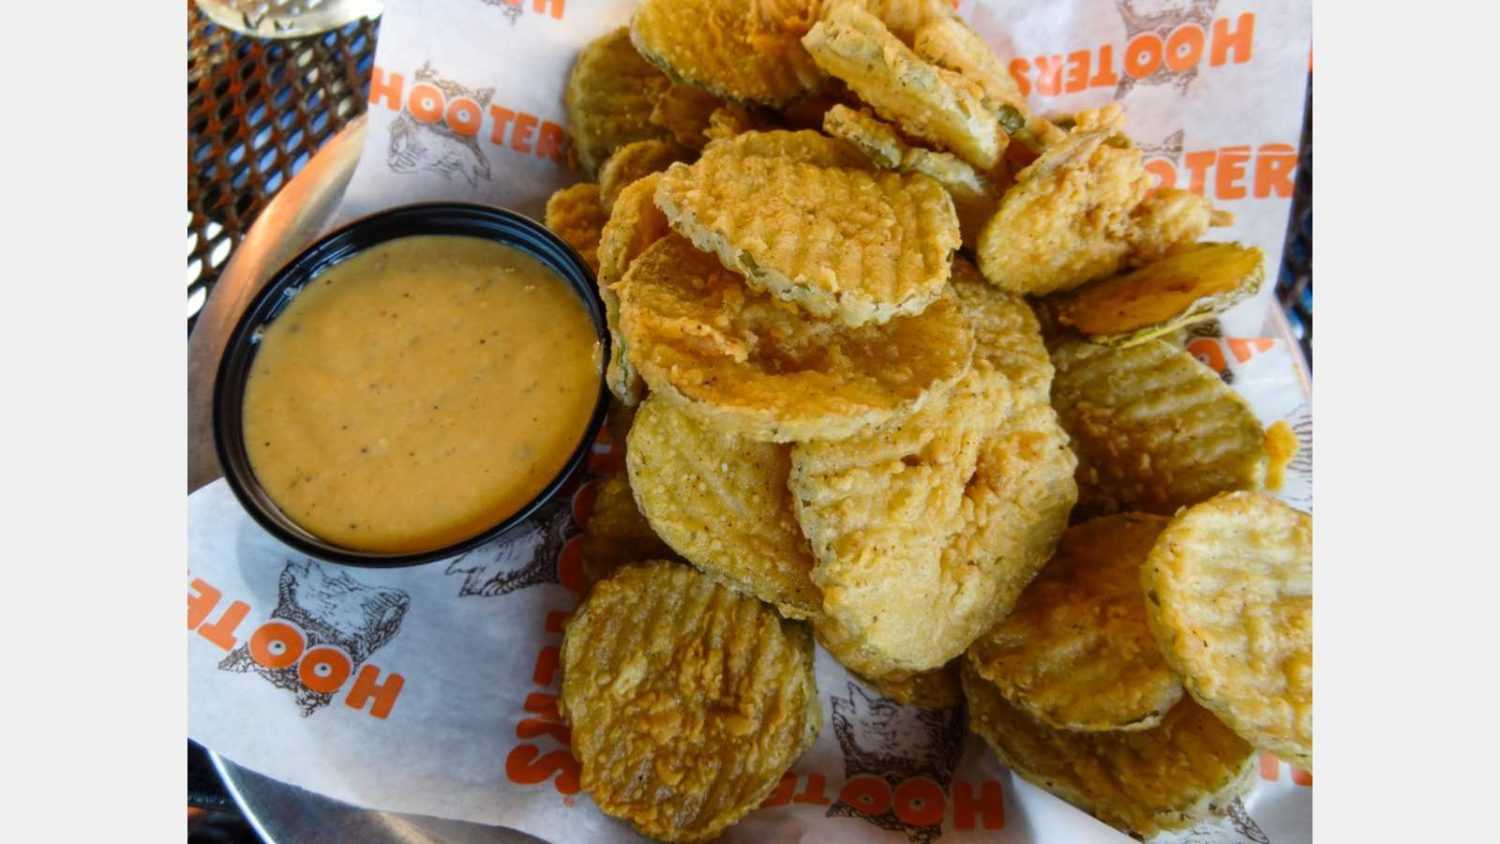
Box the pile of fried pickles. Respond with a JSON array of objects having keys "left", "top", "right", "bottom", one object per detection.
[{"left": 543, "top": 2, "right": 1311, "bottom": 840}]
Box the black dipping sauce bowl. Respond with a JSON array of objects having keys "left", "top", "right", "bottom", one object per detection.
[{"left": 213, "top": 203, "right": 610, "bottom": 568}]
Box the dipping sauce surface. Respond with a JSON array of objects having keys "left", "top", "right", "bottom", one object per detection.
[{"left": 242, "top": 234, "right": 603, "bottom": 553}]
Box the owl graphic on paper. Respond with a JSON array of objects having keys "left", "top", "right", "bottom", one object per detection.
[
  {"left": 387, "top": 62, "right": 493, "bottom": 187},
  {"left": 218, "top": 560, "right": 409, "bottom": 716},
  {"left": 825, "top": 681, "right": 965, "bottom": 844}
]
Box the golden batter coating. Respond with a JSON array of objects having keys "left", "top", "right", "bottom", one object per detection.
[
  {"left": 598, "top": 139, "right": 694, "bottom": 213},
  {"left": 963, "top": 662, "right": 1255, "bottom": 839},
  {"left": 789, "top": 267, "right": 1074, "bottom": 674},
  {"left": 579, "top": 473, "right": 676, "bottom": 587},
  {"left": 655, "top": 130, "right": 961, "bottom": 326},
  {"left": 968, "top": 514, "right": 1183, "bottom": 732},
  {"left": 627, "top": 395, "right": 821, "bottom": 618},
  {"left": 631, "top": 0, "right": 823, "bottom": 107},
  {"left": 1045, "top": 242, "right": 1264, "bottom": 348},
  {"left": 817, "top": 614, "right": 962, "bottom": 708},
  {"left": 976, "top": 127, "right": 1149, "bottom": 296},
  {"left": 803, "top": 2, "right": 1005, "bottom": 170},
  {"left": 617, "top": 233, "right": 973, "bottom": 443},
  {"left": 544, "top": 182, "right": 607, "bottom": 274},
  {"left": 1142, "top": 492, "right": 1312, "bottom": 769},
  {"left": 565, "top": 28, "right": 672, "bottom": 177},
  {"left": 597, "top": 173, "right": 673, "bottom": 406},
  {"left": 1050, "top": 339, "right": 1268, "bottom": 518},
  {"left": 562, "top": 561, "right": 820, "bottom": 842},
  {"left": 823, "top": 105, "right": 997, "bottom": 247}
]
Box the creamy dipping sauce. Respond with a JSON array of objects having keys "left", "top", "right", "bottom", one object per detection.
[{"left": 242, "top": 235, "right": 603, "bottom": 553}]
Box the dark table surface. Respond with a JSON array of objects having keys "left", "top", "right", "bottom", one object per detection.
[{"left": 184, "top": 3, "right": 1312, "bottom": 839}]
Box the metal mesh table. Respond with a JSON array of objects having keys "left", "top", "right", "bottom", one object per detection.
[{"left": 187, "top": 0, "right": 378, "bottom": 330}]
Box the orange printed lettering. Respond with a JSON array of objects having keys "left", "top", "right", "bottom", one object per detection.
[
  {"left": 1183, "top": 149, "right": 1216, "bottom": 195},
  {"left": 1124, "top": 32, "right": 1163, "bottom": 79},
  {"left": 533, "top": 645, "right": 560, "bottom": 686},
  {"left": 1227, "top": 337, "right": 1274, "bottom": 363},
  {"left": 188, "top": 578, "right": 221, "bottom": 630},
  {"left": 760, "top": 771, "right": 797, "bottom": 808},
  {"left": 368, "top": 67, "right": 404, "bottom": 111},
  {"left": 1255, "top": 143, "right": 1298, "bottom": 198},
  {"left": 536, "top": 121, "right": 568, "bottom": 163},
  {"left": 1216, "top": 144, "right": 1250, "bottom": 200},
  {"left": 952, "top": 780, "right": 1006, "bottom": 831},
  {"left": 1033, "top": 55, "right": 1064, "bottom": 96},
  {"left": 893, "top": 778, "right": 944, "bottom": 827},
  {"left": 249, "top": 620, "right": 305, "bottom": 670},
  {"left": 1292, "top": 767, "right": 1313, "bottom": 787},
  {"left": 1008, "top": 58, "right": 1031, "bottom": 97},
  {"left": 489, "top": 106, "right": 516, "bottom": 145},
  {"left": 793, "top": 773, "right": 831, "bottom": 805},
  {"left": 445, "top": 97, "right": 482, "bottom": 137},
  {"left": 1187, "top": 337, "right": 1226, "bottom": 373},
  {"left": 505, "top": 744, "right": 581, "bottom": 794},
  {"left": 1144, "top": 159, "right": 1176, "bottom": 191},
  {"left": 1166, "top": 23, "right": 1206, "bottom": 72},
  {"left": 1211, "top": 13, "right": 1255, "bottom": 67},
  {"left": 1259, "top": 752, "right": 1281, "bottom": 781},
  {"left": 406, "top": 83, "right": 445, "bottom": 125},
  {"left": 838, "top": 775, "right": 891, "bottom": 816},
  {"left": 345, "top": 664, "right": 405, "bottom": 719},
  {"left": 1064, "top": 50, "right": 1090, "bottom": 93},
  {"left": 1090, "top": 44, "right": 1119, "bottom": 88},
  {"left": 524, "top": 692, "right": 562, "bottom": 721},
  {"left": 512, "top": 112, "right": 539, "bottom": 154},
  {"left": 516, "top": 717, "right": 571, "bottom": 743},
  {"left": 544, "top": 611, "right": 570, "bottom": 635},
  {"left": 532, "top": 0, "right": 564, "bottom": 19},
  {"left": 197, "top": 600, "right": 250, "bottom": 651},
  {"left": 298, "top": 646, "right": 353, "bottom": 694}
]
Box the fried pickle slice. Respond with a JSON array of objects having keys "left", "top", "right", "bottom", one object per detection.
[
  {"left": 963, "top": 662, "right": 1255, "bottom": 839},
  {"left": 580, "top": 473, "right": 676, "bottom": 587},
  {"left": 803, "top": 2, "right": 1005, "bottom": 170},
  {"left": 910, "top": 15, "right": 1068, "bottom": 163},
  {"left": 631, "top": 0, "right": 822, "bottom": 107},
  {"left": 942, "top": 262, "right": 1079, "bottom": 638},
  {"left": 1264, "top": 419, "right": 1300, "bottom": 491},
  {"left": 911, "top": 14, "right": 1022, "bottom": 109},
  {"left": 1051, "top": 339, "right": 1269, "bottom": 518},
  {"left": 627, "top": 395, "right": 821, "bottom": 618},
  {"left": 976, "top": 125, "right": 1150, "bottom": 295},
  {"left": 598, "top": 139, "right": 694, "bottom": 213},
  {"left": 1046, "top": 243, "right": 1265, "bottom": 347},
  {"left": 750, "top": 0, "right": 953, "bottom": 46},
  {"left": 791, "top": 369, "right": 1010, "bottom": 672},
  {"left": 649, "top": 83, "right": 726, "bottom": 150},
  {"left": 859, "top": 661, "right": 962, "bottom": 709},
  {"left": 968, "top": 514, "right": 1183, "bottom": 732},
  {"left": 566, "top": 28, "right": 672, "bottom": 177},
  {"left": 544, "top": 182, "right": 607, "bottom": 274},
  {"left": 656, "top": 130, "right": 960, "bottom": 326},
  {"left": 562, "top": 560, "right": 820, "bottom": 842},
  {"left": 789, "top": 265, "right": 1074, "bottom": 673},
  {"left": 817, "top": 615, "right": 961, "bottom": 708},
  {"left": 823, "top": 104, "right": 997, "bottom": 247},
  {"left": 1142, "top": 492, "right": 1312, "bottom": 769},
  {"left": 1127, "top": 187, "right": 1235, "bottom": 266},
  {"left": 618, "top": 233, "right": 973, "bottom": 442},
  {"left": 598, "top": 173, "right": 673, "bottom": 406}
]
